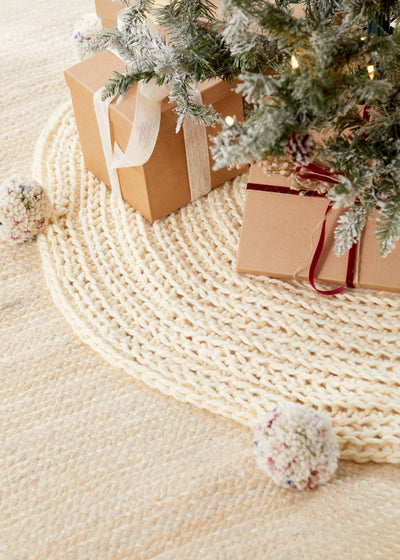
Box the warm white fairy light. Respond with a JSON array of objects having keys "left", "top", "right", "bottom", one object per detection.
[
  {"left": 367, "top": 64, "right": 375, "bottom": 80},
  {"left": 290, "top": 55, "right": 299, "bottom": 69},
  {"left": 225, "top": 115, "right": 235, "bottom": 126},
  {"left": 360, "top": 35, "right": 367, "bottom": 41}
]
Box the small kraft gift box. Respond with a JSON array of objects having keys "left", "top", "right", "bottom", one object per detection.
[
  {"left": 64, "top": 49, "right": 245, "bottom": 222},
  {"left": 94, "top": 0, "right": 223, "bottom": 29},
  {"left": 94, "top": 0, "right": 133, "bottom": 29},
  {"left": 237, "top": 162, "right": 400, "bottom": 294}
]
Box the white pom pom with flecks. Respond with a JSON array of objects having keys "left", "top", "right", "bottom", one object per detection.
[
  {"left": 254, "top": 404, "right": 339, "bottom": 490},
  {"left": 71, "top": 13, "right": 102, "bottom": 61},
  {"left": 0, "top": 177, "right": 52, "bottom": 243}
]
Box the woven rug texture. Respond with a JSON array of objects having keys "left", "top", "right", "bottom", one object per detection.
[{"left": 2, "top": 1, "right": 400, "bottom": 559}]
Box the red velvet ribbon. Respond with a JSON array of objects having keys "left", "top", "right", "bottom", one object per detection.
[
  {"left": 362, "top": 105, "right": 371, "bottom": 122},
  {"left": 296, "top": 163, "right": 347, "bottom": 294},
  {"left": 295, "top": 162, "right": 343, "bottom": 184},
  {"left": 307, "top": 201, "right": 345, "bottom": 295},
  {"left": 246, "top": 181, "right": 359, "bottom": 294}
]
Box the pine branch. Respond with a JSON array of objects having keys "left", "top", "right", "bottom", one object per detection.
[
  {"left": 221, "top": 6, "right": 279, "bottom": 71},
  {"left": 119, "top": 0, "right": 156, "bottom": 31},
  {"left": 101, "top": 70, "right": 160, "bottom": 99},
  {"left": 154, "top": 0, "right": 240, "bottom": 80},
  {"left": 168, "top": 76, "right": 218, "bottom": 130},
  {"left": 333, "top": 202, "right": 371, "bottom": 256},
  {"left": 87, "top": 29, "right": 116, "bottom": 53},
  {"left": 377, "top": 194, "right": 400, "bottom": 255}
]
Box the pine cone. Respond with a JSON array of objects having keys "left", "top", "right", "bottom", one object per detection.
[{"left": 285, "top": 131, "right": 317, "bottom": 166}]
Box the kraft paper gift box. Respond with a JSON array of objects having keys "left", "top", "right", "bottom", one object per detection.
[
  {"left": 237, "top": 163, "right": 400, "bottom": 293},
  {"left": 94, "top": 0, "right": 132, "bottom": 29},
  {"left": 94, "top": 0, "right": 223, "bottom": 29},
  {"left": 65, "top": 50, "right": 245, "bottom": 222}
]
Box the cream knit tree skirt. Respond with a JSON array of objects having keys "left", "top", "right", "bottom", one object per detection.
[{"left": 33, "top": 102, "right": 400, "bottom": 464}]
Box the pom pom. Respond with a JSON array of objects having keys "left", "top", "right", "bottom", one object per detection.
[
  {"left": 254, "top": 404, "right": 339, "bottom": 490},
  {"left": 0, "top": 177, "right": 52, "bottom": 243},
  {"left": 71, "top": 13, "right": 102, "bottom": 62}
]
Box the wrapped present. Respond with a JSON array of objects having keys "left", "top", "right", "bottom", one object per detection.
[
  {"left": 94, "top": 0, "right": 132, "bottom": 29},
  {"left": 237, "top": 163, "right": 400, "bottom": 293},
  {"left": 64, "top": 50, "right": 245, "bottom": 222},
  {"left": 94, "top": 0, "right": 222, "bottom": 29}
]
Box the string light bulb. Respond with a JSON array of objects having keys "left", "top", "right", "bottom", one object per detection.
[
  {"left": 290, "top": 55, "right": 299, "bottom": 69},
  {"left": 360, "top": 35, "right": 367, "bottom": 41},
  {"left": 225, "top": 115, "right": 235, "bottom": 127},
  {"left": 367, "top": 64, "right": 375, "bottom": 80}
]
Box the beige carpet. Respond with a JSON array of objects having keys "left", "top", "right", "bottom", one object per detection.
[{"left": 1, "top": 1, "right": 400, "bottom": 558}]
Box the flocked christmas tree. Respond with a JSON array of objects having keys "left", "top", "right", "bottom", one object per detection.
[{"left": 90, "top": 0, "right": 400, "bottom": 256}]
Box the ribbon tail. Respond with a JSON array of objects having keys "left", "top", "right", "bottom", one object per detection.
[
  {"left": 93, "top": 88, "right": 122, "bottom": 197},
  {"left": 308, "top": 201, "right": 345, "bottom": 295},
  {"left": 345, "top": 242, "right": 358, "bottom": 288},
  {"left": 111, "top": 83, "right": 169, "bottom": 169}
]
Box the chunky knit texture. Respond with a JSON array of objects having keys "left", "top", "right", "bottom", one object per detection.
[{"left": 33, "top": 101, "right": 400, "bottom": 465}]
